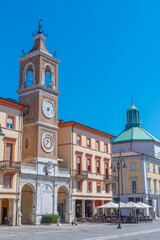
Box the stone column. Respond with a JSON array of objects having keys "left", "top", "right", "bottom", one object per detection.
[
  {"left": 92, "top": 200, "right": 95, "bottom": 217},
  {"left": 72, "top": 199, "right": 76, "bottom": 219},
  {"left": 53, "top": 185, "right": 58, "bottom": 215},
  {"left": 65, "top": 192, "right": 72, "bottom": 223},
  {"left": 12, "top": 199, "right": 16, "bottom": 226},
  {"left": 0, "top": 199, "right": 2, "bottom": 224},
  {"left": 82, "top": 200, "right": 85, "bottom": 218},
  {"left": 101, "top": 200, "right": 104, "bottom": 215},
  {"left": 34, "top": 183, "right": 42, "bottom": 225}
]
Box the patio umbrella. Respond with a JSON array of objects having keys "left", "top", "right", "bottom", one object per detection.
[
  {"left": 137, "top": 202, "right": 152, "bottom": 208},
  {"left": 121, "top": 201, "right": 145, "bottom": 209},
  {"left": 116, "top": 202, "right": 126, "bottom": 208},
  {"left": 98, "top": 201, "right": 118, "bottom": 209}
]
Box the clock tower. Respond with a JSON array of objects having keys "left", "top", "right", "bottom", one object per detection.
[
  {"left": 17, "top": 22, "right": 71, "bottom": 225},
  {"left": 17, "top": 22, "right": 60, "bottom": 164}
]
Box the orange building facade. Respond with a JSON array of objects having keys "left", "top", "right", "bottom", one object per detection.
[{"left": 58, "top": 121, "right": 114, "bottom": 219}]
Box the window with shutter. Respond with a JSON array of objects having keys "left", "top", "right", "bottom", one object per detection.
[
  {"left": 96, "top": 141, "right": 100, "bottom": 151},
  {"left": 7, "top": 116, "right": 14, "bottom": 129},
  {"left": 87, "top": 138, "right": 91, "bottom": 148}
]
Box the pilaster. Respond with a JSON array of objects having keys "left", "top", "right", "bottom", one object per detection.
[{"left": 82, "top": 200, "right": 85, "bottom": 218}]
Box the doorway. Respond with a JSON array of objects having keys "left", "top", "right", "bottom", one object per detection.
[
  {"left": 1, "top": 199, "right": 9, "bottom": 224},
  {"left": 21, "top": 184, "right": 34, "bottom": 224}
]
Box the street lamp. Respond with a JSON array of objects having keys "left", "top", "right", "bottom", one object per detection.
[{"left": 111, "top": 159, "right": 127, "bottom": 229}]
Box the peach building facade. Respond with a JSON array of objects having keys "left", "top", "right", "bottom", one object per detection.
[
  {"left": 58, "top": 121, "right": 114, "bottom": 219},
  {"left": 0, "top": 98, "right": 27, "bottom": 226}
]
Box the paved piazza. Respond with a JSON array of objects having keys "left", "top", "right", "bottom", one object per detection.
[{"left": 0, "top": 221, "right": 160, "bottom": 240}]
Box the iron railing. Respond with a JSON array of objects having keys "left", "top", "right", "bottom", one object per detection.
[
  {"left": 0, "top": 161, "right": 21, "bottom": 170},
  {"left": 72, "top": 170, "right": 88, "bottom": 179}
]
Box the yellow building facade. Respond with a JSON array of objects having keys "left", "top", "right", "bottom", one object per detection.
[{"left": 0, "top": 97, "right": 27, "bottom": 225}]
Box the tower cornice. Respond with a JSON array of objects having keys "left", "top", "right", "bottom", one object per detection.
[
  {"left": 18, "top": 49, "right": 60, "bottom": 64},
  {"left": 17, "top": 84, "right": 61, "bottom": 96}
]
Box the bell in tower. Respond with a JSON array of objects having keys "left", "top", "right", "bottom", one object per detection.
[{"left": 17, "top": 21, "right": 71, "bottom": 225}]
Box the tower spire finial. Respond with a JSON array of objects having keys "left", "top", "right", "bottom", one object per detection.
[
  {"left": 32, "top": 19, "right": 48, "bottom": 37},
  {"left": 131, "top": 96, "right": 133, "bottom": 105},
  {"left": 38, "top": 18, "right": 43, "bottom": 34}
]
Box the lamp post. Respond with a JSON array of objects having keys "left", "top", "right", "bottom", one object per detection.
[{"left": 111, "top": 158, "right": 127, "bottom": 229}]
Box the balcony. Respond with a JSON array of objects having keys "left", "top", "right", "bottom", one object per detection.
[
  {"left": 131, "top": 189, "right": 137, "bottom": 194},
  {"left": 0, "top": 160, "right": 21, "bottom": 172},
  {"left": 58, "top": 168, "right": 71, "bottom": 178},
  {"left": 104, "top": 174, "right": 113, "bottom": 182},
  {"left": 72, "top": 170, "right": 88, "bottom": 180}
]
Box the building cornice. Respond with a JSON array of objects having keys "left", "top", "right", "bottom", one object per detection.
[{"left": 58, "top": 121, "right": 114, "bottom": 140}]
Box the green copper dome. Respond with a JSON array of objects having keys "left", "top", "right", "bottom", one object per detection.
[{"left": 112, "top": 103, "right": 160, "bottom": 144}]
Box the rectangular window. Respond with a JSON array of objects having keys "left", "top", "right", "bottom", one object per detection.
[
  {"left": 147, "top": 163, "right": 150, "bottom": 172},
  {"left": 105, "top": 184, "right": 110, "bottom": 193},
  {"left": 104, "top": 143, "right": 108, "bottom": 153},
  {"left": 153, "top": 164, "right": 156, "bottom": 173},
  {"left": 97, "top": 182, "right": 101, "bottom": 193},
  {"left": 77, "top": 156, "right": 81, "bottom": 175},
  {"left": 6, "top": 143, "right": 13, "bottom": 161},
  {"left": 154, "top": 179, "right": 157, "bottom": 193},
  {"left": 95, "top": 140, "right": 100, "bottom": 151},
  {"left": 3, "top": 174, "right": 11, "bottom": 188},
  {"left": 77, "top": 181, "right": 82, "bottom": 191},
  {"left": 131, "top": 180, "right": 137, "bottom": 194},
  {"left": 130, "top": 162, "right": 136, "bottom": 171},
  {"left": 105, "top": 162, "right": 109, "bottom": 178},
  {"left": 96, "top": 160, "right": 100, "bottom": 174},
  {"left": 7, "top": 116, "right": 14, "bottom": 129},
  {"left": 77, "top": 135, "right": 81, "bottom": 146},
  {"left": 147, "top": 178, "right": 151, "bottom": 193},
  {"left": 87, "top": 158, "right": 91, "bottom": 172},
  {"left": 25, "top": 139, "right": 28, "bottom": 148},
  {"left": 87, "top": 138, "right": 91, "bottom": 149},
  {"left": 88, "top": 182, "right": 92, "bottom": 192}
]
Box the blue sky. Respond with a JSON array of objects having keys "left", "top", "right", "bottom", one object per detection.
[{"left": 1, "top": 0, "right": 160, "bottom": 138}]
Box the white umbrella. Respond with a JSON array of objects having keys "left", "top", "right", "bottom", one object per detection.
[
  {"left": 117, "top": 202, "right": 126, "bottom": 208},
  {"left": 137, "top": 202, "right": 152, "bottom": 208},
  {"left": 98, "top": 201, "right": 117, "bottom": 209},
  {"left": 121, "top": 201, "right": 145, "bottom": 209}
]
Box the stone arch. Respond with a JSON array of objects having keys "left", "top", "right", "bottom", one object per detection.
[
  {"left": 57, "top": 185, "right": 70, "bottom": 222},
  {"left": 22, "top": 62, "right": 35, "bottom": 88},
  {"left": 40, "top": 184, "right": 53, "bottom": 214},
  {"left": 42, "top": 63, "right": 55, "bottom": 89},
  {"left": 21, "top": 183, "right": 35, "bottom": 224}
]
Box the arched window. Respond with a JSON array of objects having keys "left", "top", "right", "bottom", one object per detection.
[
  {"left": 26, "top": 71, "right": 33, "bottom": 87},
  {"left": 22, "top": 62, "right": 35, "bottom": 88},
  {"left": 42, "top": 63, "right": 55, "bottom": 89},
  {"left": 45, "top": 66, "right": 52, "bottom": 88}
]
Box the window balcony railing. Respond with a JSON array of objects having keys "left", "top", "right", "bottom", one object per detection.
[
  {"left": 72, "top": 170, "right": 88, "bottom": 180},
  {"left": 0, "top": 160, "right": 21, "bottom": 171},
  {"left": 131, "top": 189, "right": 137, "bottom": 194},
  {"left": 103, "top": 174, "right": 113, "bottom": 182}
]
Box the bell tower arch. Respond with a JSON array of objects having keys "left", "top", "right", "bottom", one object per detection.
[{"left": 17, "top": 21, "right": 60, "bottom": 164}]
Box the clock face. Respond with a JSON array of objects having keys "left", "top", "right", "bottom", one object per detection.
[
  {"left": 42, "top": 134, "right": 54, "bottom": 153},
  {"left": 42, "top": 100, "right": 55, "bottom": 119}
]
